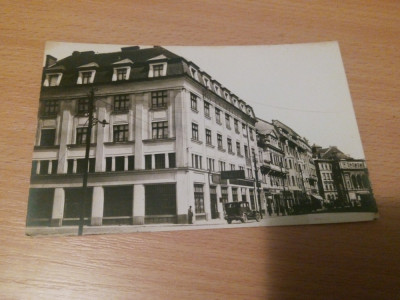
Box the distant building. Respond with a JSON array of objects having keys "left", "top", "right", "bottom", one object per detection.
[
  {"left": 312, "top": 146, "right": 375, "bottom": 208},
  {"left": 27, "top": 46, "right": 260, "bottom": 231}
]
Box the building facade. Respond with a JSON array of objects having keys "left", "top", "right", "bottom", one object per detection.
[
  {"left": 27, "top": 46, "right": 260, "bottom": 229},
  {"left": 312, "top": 146, "right": 375, "bottom": 209}
]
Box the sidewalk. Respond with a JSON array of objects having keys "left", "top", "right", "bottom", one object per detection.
[{"left": 26, "top": 212, "right": 378, "bottom": 237}]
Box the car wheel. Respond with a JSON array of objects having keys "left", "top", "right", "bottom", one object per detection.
[
  {"left": 255, "top": 213, "right": 260, "bottom": 222},
  {"left": 241, "top": 214, "right": 247, "bottom": 223}
]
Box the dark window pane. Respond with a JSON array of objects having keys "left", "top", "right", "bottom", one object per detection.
[
  {"left": 51, "top": 160, "right": 58, "bottom": 174},
  {"left": 39, "top": 161, "right": 49, "bottom": 175},
  {"left": 76, "top": 159, "right": 86, "bottom": 174},
  {"left": 67, "top": 159, "right": 74, "bottom": 174},
  {"left": 104, "top": 186, "right": 133, "bottom": 217},
  {"left": 115, "top": 156, "right": 125, "bottom": 171},
  {"left": 145, "top": 184, "right": 176, "bottom": 215},
  {"left": 145, "top": 155, "right": 152, "bottom": 170},
  {"left": 106, "top": 157, "right": 112, "bottom": 172},
  {"left": 31, "top": 161, "right": 38, "bottom": 176},
  {"left": 26, "top": 188, "right": 54, "bottom": 225},
  {"left": 168, "top": 153, "right": 176, "bottom": 168},
  {"left": 40, "top": 129, "right": 56, "bottom": 146},
  {"left": 128, "top": 156, "right": 134, "bottom": 170},
  {"left": 155, "top": 154, "right": 165, "bottom": 169},
  {"left": 64, "top": 188, "right": 92, "bottom": 219},
  {"left": 89, "top": 158, "right": 95, "bottom": 173}
]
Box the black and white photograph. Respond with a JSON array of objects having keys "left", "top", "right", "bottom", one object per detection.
[{"left": 26, "top": 41, "right": 378, "bottom": 236}]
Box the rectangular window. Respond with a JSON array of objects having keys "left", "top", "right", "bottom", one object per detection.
[
  {"left": 67, "top": 159, "right": 74, "bottom": 174},
  {"left": 221, "top": 187, "right": 228, "bottom": 203},
  {"left": 204, "top": 101, "right": 210, "bottom": 117},
  {"left": 242, "top": 123, "right": 247, "bottom": 136},
  {"left": 217, "top": 134, "right": 223, "bottom": 149},
  {"left": 194, "top": 184, "right": 205, "bottom": 213},
  {"left": 128, "top": 156, "right": 134, "bottom": 170},
  {"left": 41, "top": 100, "right": 58, "bottom": 116},
  {"left": 215, "top": 108, "right": 221, "bottom": 124},
  {"left": 106, "top": 157, "right": 112, "bottom": 172},
  {"left": 207, "top": 158, "right": 215, "bottom": 171},
  {"left": 145, "top": 155, "right": 152, "bottom": 170},
  {"left": 192, "top": 123, "right": 199, "bottom": 141},
  {"left": 40, "top": 129, "right": 56, "bottom": 146},
  {"left": 234, "top": 119, "right": 239, "bottom": 133},
  {"left": 151, "top": 90, "right": 168, "bottom": 108},
  {"left": 76, "top": 127, "right": 88, "bottom": 145},
  {"left": 82, "top": 71, "right": 92, "bottom": 84},
  {"left": 152, "top": 121, "right": 168, "bottom": 139},
  {"left": 227, "top": 138, "right": 232, "bottom": 153},
  {"left": 113, "top": 124, "right": 128, "bottom": 142},
  {"left": 117, "top": 68, "right": 127, "bottom": 81},
  {"left": 51, "top": 160, "right": 58, "bottom": 174},
  {"left": 232, "top": 188, "right": 238, "bottom": 202},
  {"left": 236, "top": 142, "right": 241, "bottom": 155},
  {"left": 192, "top": 154, "right": 202, "bottom": 169},
  {"left": 115, "top": 156, "right": 125, "bottom": 171},
  {"left": 230, "top": 164, "right": 235, "bottom": 170},
  {"left": 155, "top": 154, "right": 166, "bottom": 169},
  {"left": 39, "top": 160, "right": 49, "bottom": 175},
  {"left": 114, "top": 95, "right": 129, "bottom": 112},
  {"left": 89, "top": 158, "right": 95, "bottom": 173},
  {"left": 76, "top": 158, "right": 86, "bottom": 174},
  {"left": 191, "top": 93, "right": 198, "bottom": 111},
  {"left": 168, "top": 153, "right": 176, "bottom": 168},
  {"left": 153, "top": 64, "right": 164, "bottom": 77},
  {"left": 219, "top": 161, "right": 226, "bottom": 171},
  {"left": 206, "top": 129, "right": 212, "bottom": 145},
  {"left": 77, "top": 98, "right": 89, "bottom": 114},
  {"left": 225, "top": 114, "right": 231, "bottom": 129},
  {"left": 244, "top": 145, "right": 249, "bottom": 158}
]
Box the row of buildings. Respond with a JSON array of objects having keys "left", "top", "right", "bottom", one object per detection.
[{"left": 26, "top": 46, "right": 375, "bottom": 230}]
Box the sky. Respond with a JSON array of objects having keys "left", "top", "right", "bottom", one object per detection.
[{"left": 44, "top": 41, "right": 365, "bottom": 159}]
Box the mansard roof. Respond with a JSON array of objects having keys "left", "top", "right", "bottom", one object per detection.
[{"left": 42, "top": 45, "right": 256, "bottom": 120}]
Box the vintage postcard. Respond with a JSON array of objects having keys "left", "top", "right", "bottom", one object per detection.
[{"left": 26, "top": 41, "right": 378, "bottom": 236}]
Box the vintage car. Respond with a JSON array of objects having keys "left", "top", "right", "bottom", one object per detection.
[{"left": 224, "top": 201, "right": 261, "bottom": 224}]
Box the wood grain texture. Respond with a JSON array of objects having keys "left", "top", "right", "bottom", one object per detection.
[{"left": 0, "top": 1, "right": 399, "bottom": 299}]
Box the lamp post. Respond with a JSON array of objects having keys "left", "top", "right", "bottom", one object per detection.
[{"left": 78, "top": 87, "right": 109, "bottom": 236}]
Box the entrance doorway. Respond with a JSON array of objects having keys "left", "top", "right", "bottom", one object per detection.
[{"left": 210, "top": 185, "right": 219, "bottom": 219}]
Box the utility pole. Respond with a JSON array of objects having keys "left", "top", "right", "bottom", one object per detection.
[
  {"left": 78, "top": 88, "right": 108, "bottom": 236},
  {"left": 253, "top": 153, "right": 263, "bottom": 218}
]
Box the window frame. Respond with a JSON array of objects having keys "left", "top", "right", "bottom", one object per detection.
[
  {"left": 192, "top": 123, "right": 199, "bottom": 141},
  {"left": 114, "top": 95, "right": 130, "bottom": 112},
  {"left": 152, "top": 121, "right": 168, "bottom": 139},
  {"left": 151, "top": 90, "right": 168, "bottom": 109},
  {"left": 113, "top": 124, "right": 129, "bottom": 142}
]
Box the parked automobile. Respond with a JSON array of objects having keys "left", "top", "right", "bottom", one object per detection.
[{"left": 224, "top": 201, "right": 261, "bottom": 224}]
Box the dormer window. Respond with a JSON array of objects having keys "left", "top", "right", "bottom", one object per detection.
[
  {"left": 214, "top": 85, "right": 220, "bottom": 95},
  {"left": 77, "top": 70, "right": 96, "bottom": 85},
  {"left": 190, "top": 67, "right": 198, "bottom": 80},
  {"left": 112, "top": 67, "right": 130, "bottom": 81},
  {"left": 224, "top": 92, "right": 230, "bottom": 101},
  {"left": 203, "top": 77, "right": 210, "bottom": 88},
  {"left": 149, "top": 62, "right": 167, "bottom": 78},
  {"left": 43, "top": 73, "right": 62, "bottom": 87}
]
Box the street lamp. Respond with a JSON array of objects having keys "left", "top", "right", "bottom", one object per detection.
[{"left": 78, "top": 87, "right": 109, "bottom": 236}]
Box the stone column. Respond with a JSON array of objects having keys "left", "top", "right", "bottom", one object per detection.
[
  {"left": 174, "top": 89, "right": 188, "bottom": 168},
  {"left": 216, "top": 184, "right": 224, "bottom": 219},
  {"left": 227, "top": 184, "right": 233, "bottom": 202},
  {"left": 176, "top": 171, "right": 189, "bottom": 224},
  {"left": 91, "top": 186, "right": 104, "bottom": 226},
  {"left": 203, "top": 175, "right": 211, "bottom": 221},
  {"left": 57, "top": 104, "right": 73, "bottom": 173},
  {"left": 133, "top": 184, "right": 145, "bottom": 225},
  {"left": 51, "top": 188, "right": 65, "bottom": 227},
  {"left": 134, "top": 93, "right": 144, "bottom": 169}
]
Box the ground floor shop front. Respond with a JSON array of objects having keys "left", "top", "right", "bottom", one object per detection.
[{"left": 27, "top": 169, "right": 260, "bottom": 230}]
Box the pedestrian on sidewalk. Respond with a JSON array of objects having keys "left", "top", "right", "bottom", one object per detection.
[{"left": 188, "top": 206, "right": 193, "bottom": 224}]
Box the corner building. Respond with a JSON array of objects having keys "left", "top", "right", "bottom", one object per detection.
[{"left": 27, "top": 46, "right": 259, "bottom": 229}]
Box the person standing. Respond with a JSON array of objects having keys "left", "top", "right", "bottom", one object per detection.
[{"left": 188, "top": 206, "right": 193, "bottom": 224}]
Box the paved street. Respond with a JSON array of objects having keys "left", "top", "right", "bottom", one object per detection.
[{"left": 26, "top": 212, "right": 377, "bottom": 236}]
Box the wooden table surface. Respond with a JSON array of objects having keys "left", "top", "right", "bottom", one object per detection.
[{"left": 0, "top": 1, "right": 399, "bottom": 299}]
